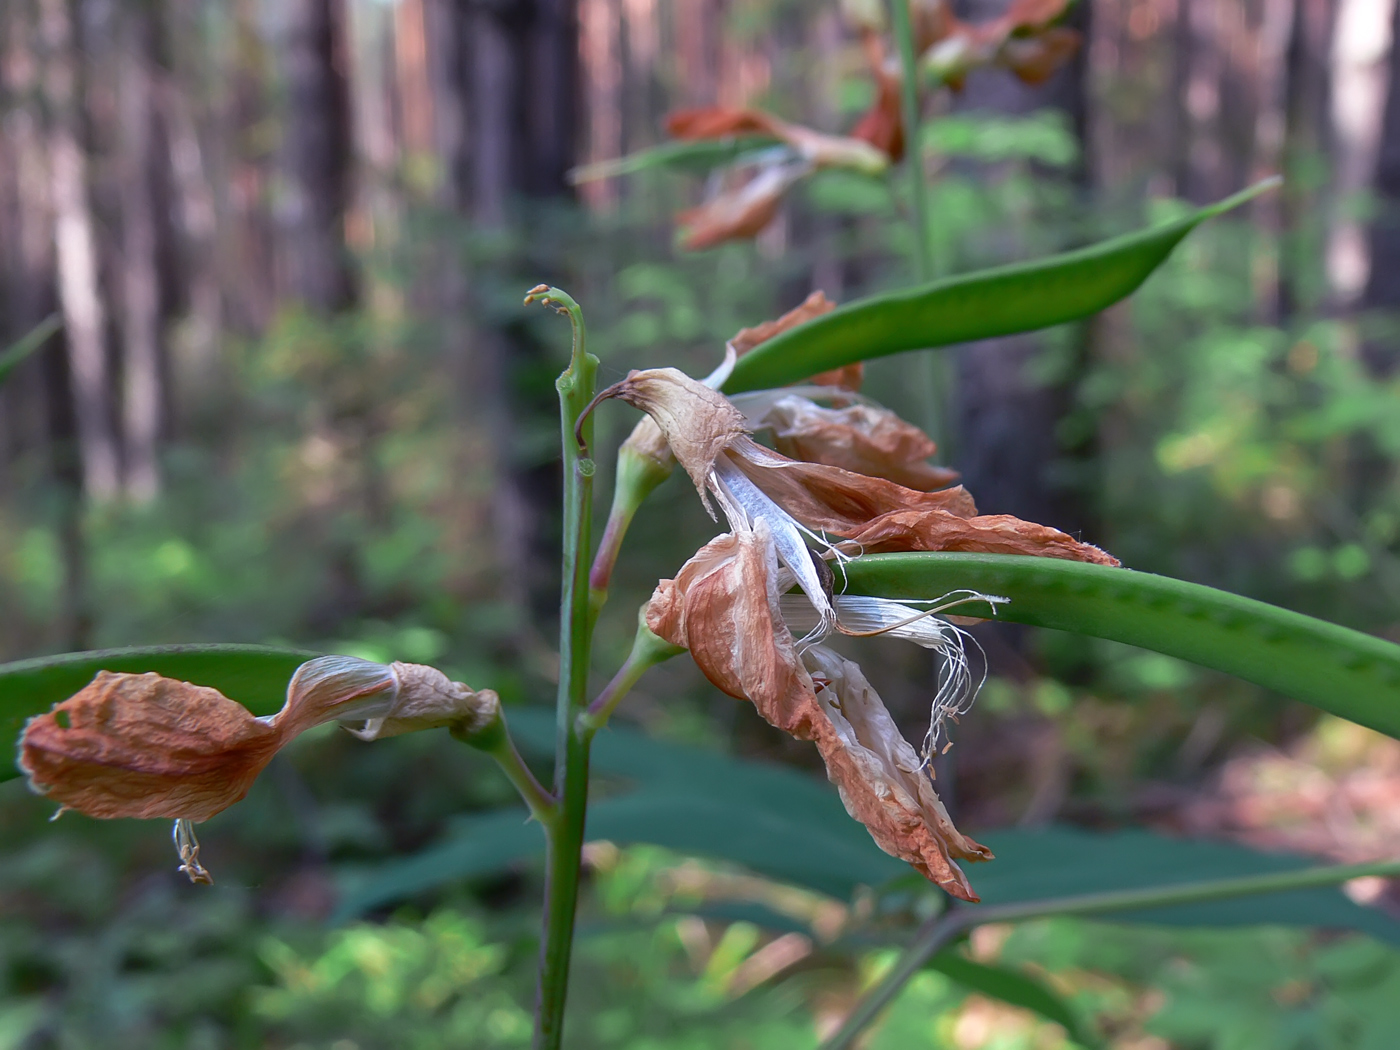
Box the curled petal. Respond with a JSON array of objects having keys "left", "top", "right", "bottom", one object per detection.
[
  {"left": 646, "top": 523, "right": 801, "bottom": 704},
  {"left": 841, "top": 507, "right": 1120, "bottom": 565},
  {"left": 276, "top": 655, "right": 398, "bottom": 737},
  {"left": 756, "top": 395, "right": 959, "bottom": 491},
  {"left": 666, "top": 107, "right": 782, "bottom": 141},
  {"left": 678, "top": 162, "right": 808, "bottom": 250},
  {"left": 851, "top": 65, "right": 905, "bottom": 162},
  {"left": 602, "top": 367, "right": 749, "bottom": 503},
  {"left": 729, "top": 290, "right": 836, "bottom": 356},
  {"left": 19, "top": 672, "right": 283, "bottom": 822},
  {"left": 666, "top": 107, "right": 889, "bottom": 175},
  {"left": 345, "top": 663, "right": 499, "bottom": 741},
  {"left": 727, "top": 291, "right": 862, "bottom": 390},
  {"left": 726, "top": 436, "right": 978, "bottom": 533},
  {"left": 649, "top": 529, "right": 990, "bottom": 900},
  {"left": 803, "top": 646, "right": 991, "bottom": 899}
]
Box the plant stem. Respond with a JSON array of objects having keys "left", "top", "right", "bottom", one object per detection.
[
  {"left": 452, "top": 712, "right": 556, "bottom": 824},
  {"left": 526, "top": 286, "right": 598, "bottom": 1050},
  {"left": 578, "top": 608, "right": 685, "bottom": 737},
  {"left": 886, "top": 0, "right": 947, "bottom": 442},
  {"left": 820, "top": 857, "right": 1400, "bottom": 1050},
  {"left": 888, "top": 0, "right": 930, "bottom": 284},
  {"left": 588, "top": 443, "right": 673, "bottom": 623}
]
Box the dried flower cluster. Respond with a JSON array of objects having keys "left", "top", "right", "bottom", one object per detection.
[
  {"left": 19, "top": 657, "right": 498, "bottom": 881},
  {"left": 603, "top": 294, "right": 1115, "bottom": 900},
  {"left": 668, "top": 0, "right": 1079, "bottom": 249}
]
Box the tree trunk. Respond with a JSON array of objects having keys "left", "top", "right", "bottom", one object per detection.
[
  {"left": 118, "top": 4, "right": 164, "bottom": 501},
  {"left": 1363, "top": 0, "right": 1400, "bottom": 372},
  {"left": 40, "top": 0, "right": 121, "bottom": 503},
  {"left": 279, "top": 0, "right": 356, "bottom": 313}
]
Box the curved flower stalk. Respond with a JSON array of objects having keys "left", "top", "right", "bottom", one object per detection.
[{"left": 18, "top": 657, "right": 502, "bottom": 882}]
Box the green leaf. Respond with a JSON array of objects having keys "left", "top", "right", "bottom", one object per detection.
[
  {"left": 839, "top": 552, "right": 1400, "bottom": 740},
  {"left": 0, "top": 314, "right": 61, "bottom": 387},
  {"left": 568, "top": 137, "right": 782, "bottom": 183},
  {"left": 926, "top": 950, "right": 1099, "bottom": 1048},
  {"left": 723, "top": 180, "right": 1279, "bottom": 393},
  {"left": 340, "top": 715, "right": 1400, "bottom": 946},
  {"left": 0, "top": 644, "right": 317, "bottom": 781}
]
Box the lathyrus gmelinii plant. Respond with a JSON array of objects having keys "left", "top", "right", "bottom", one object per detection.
[{"left": 8, "top": 252, "right": 1400, "bottom": 1048}]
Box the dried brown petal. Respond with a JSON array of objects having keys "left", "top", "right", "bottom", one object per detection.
[
  {"left": 648, "top": 526, "right": 989, "bottom": 900},
  {"left": 666, "top": 107, "right": 781, "bottom": 141},
  {"left": 678, "top": 164, "right": 803, "bottom": 250},
  {"left": 842, "top": 507, "right": 1121, "bottom": 565},
  {"left": 759, "top": 397, "right": 960, "bottom": 491},
  {"left": 729, "top": 290, "right": 837, "bottom": 357},
  {"left": 851, "top": 64, "right": 905, "bottom": 162},
  {"left": 346, "top": 662, "right": 500, "bottom": 741},
  {"left": 646, "top": 525, "right": 798, "bottom": 704},
  {"left": 727, "top": 436, "right": 978, "bottom": 532},
  {"left": 277, "top": 655, "right": 398, "bottom": 738},
  {"left": 19, "top": 672, "right": 282, "bottom": 822},
  {"left": 728, "top": 291, "right": 862, "bottom": 390},
  {"left": 804, "top": 647, "right": 991, "bottom": 898},
  {"left": 666, "top": 107, "right": 889, "bottom": 175},
  {"left": 1001, "top": 28, "right": 1081, "bottom": 84},
  {"left": 605, "top": 367, "right": 749, "bottom": 501}
]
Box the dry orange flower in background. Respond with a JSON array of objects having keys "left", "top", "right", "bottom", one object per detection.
[{"left": 19, "top": 657, "right": 499, "bottom": 883}]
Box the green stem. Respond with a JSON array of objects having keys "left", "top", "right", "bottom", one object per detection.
[
  {"left": 588, "top": 444, "right": 673, "bottom": 623},
  {"left": 526, "top": 286, "right": 598, "bottom": 1050},
  {"left": 888, "top": 0, "right": 931, "bottom": 284},
  {"left": 820, "top": 858, "right": 1400, "bottom": 1050},
  {"left": 452, "top": 711, "right": 556, "bottom": 825},
  {"left": 578, "top": 608, "right": 685, "bottom": 738}
]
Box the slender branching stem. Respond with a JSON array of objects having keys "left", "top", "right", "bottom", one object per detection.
[
  {"left": 588, "top": 446, "right": 673, "bottom": 622},
  {"left": 525, "top": 286, "right": 598, "bottom": 1050},
  {"left": 888, "top": 0, "right": 931, "bottom": 284},
  {"left": 453, "top": 713, "right": 557, "bottom": 825},
  {"left": 819, "top": 857, "right": 1400, "bottom": 1050},
  {"left": 578, "top": 609, "right": 685, "bottom": 738}
]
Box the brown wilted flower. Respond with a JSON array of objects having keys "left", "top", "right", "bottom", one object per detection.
[
  {"left": 677, "top": 160, "right": 810, "bottom": 252},
  {"left": 734, "top": 391, "right": 959, "bottom": 491},
  {"left": 615, "top": 352, "right": 1119, "bottom": 899},
  {"left": 645, "top": 519, "right": 996, "bottom": 900},
  {"left": 666, "top": 107, "right": 888, "bottom": 250},
  {"left": 19, "top": 657, "right": 498, "bottom": 882},
  {"left": 667, "top": 108, "right": 890, "bottom": 176}
]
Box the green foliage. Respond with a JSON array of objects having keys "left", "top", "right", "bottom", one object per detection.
[
  {"left": 841, "top": 552, "right": 1400, "bottom": 738},
  {"left": 341, "top": 711, "right": 1400, "bottom": 946},
  {"left": 923, "top": 111, "right": 1080, "bottom": 168},
  {"left": 724, "top": 181, "right": 1277, "bottom": 392}
]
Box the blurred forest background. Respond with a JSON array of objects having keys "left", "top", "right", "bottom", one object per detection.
[{"left": 4, "top": 0, "right": 1400, "bottom": 1046}]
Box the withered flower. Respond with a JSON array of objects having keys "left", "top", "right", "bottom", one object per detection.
[
  {"left": 666, "top": 107, "right": 889, "bottom": 250},
  {"left": 610, "top": 349, "right": 1119, "bottom": 900},
  {"left": 645, "top": 518, "right": 999, "bottom": 899},
  {"left": 19, "top": 657, "right": 498, "bottom": 882}
]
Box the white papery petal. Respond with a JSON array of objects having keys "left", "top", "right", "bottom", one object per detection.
[{"left": 711, "top": 453, "right": 835, "bottom": 636}]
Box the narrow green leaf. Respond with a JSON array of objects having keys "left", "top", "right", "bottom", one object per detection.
[
  {"left": 840, "top": 553, "right": 1400, "bottom": 740},
  {"left": 723, "top": 180, "right": 1278, "bottom": 393},
  {"left": 926, "top": 951, "right": 1099, "bottom": 1048},
  {"left": 341, "top": 717, "right": 1400, "bottom": 945},
  {"left": 0, "top": 314, "right": 62, "bottom": 387},
  {"left": 567, "top": 136, "right": 781, "bottom": 183},
  {"left": 0, "top": 644, "right": 317, "bottom": 781}
]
